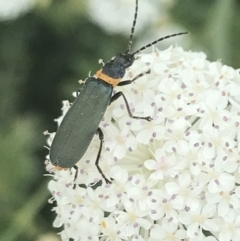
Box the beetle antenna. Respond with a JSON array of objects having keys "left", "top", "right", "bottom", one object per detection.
[
  {"left": 126, "top": 0, "right": 138, "bottom": 54},
  {"left": 132, "top": 32, "right": 189, "bottom": 56}
]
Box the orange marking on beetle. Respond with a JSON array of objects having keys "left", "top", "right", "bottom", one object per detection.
[
  {"left": 55, "top": 165, "right": 69, "bottom": 171},
  {"left": 96, "top": 69, "right": 121, "bottom": 87}
]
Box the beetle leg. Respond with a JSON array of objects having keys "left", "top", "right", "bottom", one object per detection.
[
  {"left": 96, "top": 128, "right": 112, "bottom": 184},
  {"left": 72, "top": 165, "right": 78, "bottom": 189},
  {"left": 110, "top": 92, "right": 152, "bottom": 121},
  {"left": 117, "top": 69, "right": 150, "bottom": 86}
]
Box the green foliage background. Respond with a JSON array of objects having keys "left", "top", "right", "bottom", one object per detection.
[{"left": 0, "top": 0, "right": 239, "bottom": 240}]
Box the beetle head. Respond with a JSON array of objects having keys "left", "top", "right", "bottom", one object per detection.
[
  {"left": 114, "top": 53, "right": 135, "bottom": 69},
  {"left": 101, "top": 53, "right": 135, "bottom": 79}
]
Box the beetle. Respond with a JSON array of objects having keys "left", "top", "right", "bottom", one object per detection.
[{"left": 49, "top": 0, "right": 188, "bottom": 184}]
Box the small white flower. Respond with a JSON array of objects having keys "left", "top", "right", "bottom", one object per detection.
[
  {"left": 204, "top": 156, "right": 235, "bottom": 193},
  {"left": 179, "top": 203, "right": 218, "bottom": 238},
  {"left": 100, "top": 216, "right": 128, "bottom": 241},
  {"left": 131, "top": 117, "right": 165, "bottom": 144},
  {"left": 127, "top": 174, "right": 158, "bottom": 210},
  {"left": 149, "top": 218, "right": 187, "bottom": 241},
  {"left": 197, "top": 90, "right": 230, "bottom": 130},
  {"left": 218, "top": 209, "right": 240, "bottom": 241},
  {"left": 165, "top": 173, "right": 203, "bottom": 211},
  {"left": 115, "top": 205, "right": 151, "bottom": 236},
  {"left": 104, "top": 123, "right": 138, "bottom": 160},
  {"left": 147, "top": 189, "right": 183, "bottom": 221},
  {"left": 144, "top": 148, "right": 186, "bottom": 180},
  {"left": 200, "top": 124, "right": 235, "bottom": 159},
  {"left": 206, "top": 185, "right": 240, "bottom": 217}
]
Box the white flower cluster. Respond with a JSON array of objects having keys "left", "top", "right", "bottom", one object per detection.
[
  {"left": 46, "top": 46, "right": 240, "bottom": 241},
  {"left": 0, "top": 0, "right": 35, "bottom": 20},
  {"left": 88, "top": 0, "right": 158, "bottom": 35}
]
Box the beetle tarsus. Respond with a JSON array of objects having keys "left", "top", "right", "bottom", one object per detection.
[{"left": 110, "top": 91, "right": 153, "bottom": 122}]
